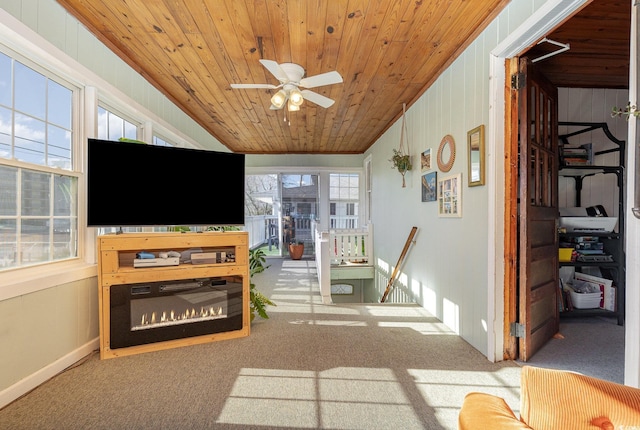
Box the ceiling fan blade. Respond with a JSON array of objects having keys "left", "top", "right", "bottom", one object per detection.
[
  {"left": 269, "top": 104, "right": 283, "bottom": 110},
  {"left": 300, "top": 90, "right": 335, "bottom": 108},
  {"left": 259, "top": 59, "right": 289, "bottom": 83},
  {"left": 230, "top": 83, "right": 278, "bottom": 89},
  {"left": 299, "top": 71, "right": 343, "bottom": 88}
]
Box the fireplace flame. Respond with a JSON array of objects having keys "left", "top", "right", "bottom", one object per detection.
[{"left": 135, "top": 304, "right": 227, "bottom": 330}]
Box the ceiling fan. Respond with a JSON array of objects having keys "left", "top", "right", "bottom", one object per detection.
[{"left": 231, "top": 60, "right": 343, "bottom": 111}]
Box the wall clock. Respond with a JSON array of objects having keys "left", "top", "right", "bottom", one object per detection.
[{"left": 437, "top": 134, "right": 456, "bottom": 172}]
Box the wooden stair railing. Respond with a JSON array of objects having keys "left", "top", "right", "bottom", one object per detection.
[{"left": 380, "top": 226, "right": 418, "bottom": 303}]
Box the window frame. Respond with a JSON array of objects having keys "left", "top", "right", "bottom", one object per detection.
[{"left": 0, "top": 47, "right": 83, "bottom": 275}]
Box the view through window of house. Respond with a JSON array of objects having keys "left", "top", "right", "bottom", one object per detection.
[
  {"left": 329, "top": 173, "right": 359, "bottom": 229},
  {"left": 281, "top": 174, "right": 318, "bottom": 256},
  {"left": 245, "top": 174, "right": 278, "bottom": 253},
  {"left": 0, "top": 51, "right": 77, "bottom": 270}
]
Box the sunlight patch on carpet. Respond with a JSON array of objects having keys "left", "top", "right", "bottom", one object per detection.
[{"left": 217, "top": 367, "right": 427, "bottom": 428}]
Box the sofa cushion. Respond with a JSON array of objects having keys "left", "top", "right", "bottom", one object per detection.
[
  {"left": 520, "top": 366, "right": 640, "bottom": 430},
  {"left": 459, "top": 392, "right": 532, "bottom": 430}
]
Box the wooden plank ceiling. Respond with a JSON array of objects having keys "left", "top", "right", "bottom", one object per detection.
[
  {"left": 521, "top": 0, "right": 630, "bottom": 89},
  {"left": 55, "top": 0, "right": 509, "bottom": 153},
  {"left": 55, "top": 0, "right": 629, "bottom": 154}
]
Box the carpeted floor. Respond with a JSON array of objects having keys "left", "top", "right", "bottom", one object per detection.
[
  {"left": 0, "top": 257, "right": 524, "bottom": 430},
  {"left": 521, "top": 315, "right": 625, "bottom": 384}
]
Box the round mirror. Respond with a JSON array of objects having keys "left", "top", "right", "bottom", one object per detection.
[{"left": 437, "top": 134, "right": 456, "bottom": 172}]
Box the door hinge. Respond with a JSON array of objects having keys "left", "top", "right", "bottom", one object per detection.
[
  {"left": 511, "top": 73, "right": 525, "bottom": 90},
  {"left": 510, "top": 322, "right": 525, "bottom": 338}
]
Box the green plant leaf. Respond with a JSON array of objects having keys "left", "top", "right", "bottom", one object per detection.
[{"left": 248, "top": 247, "right": 275, "bottom": 322}]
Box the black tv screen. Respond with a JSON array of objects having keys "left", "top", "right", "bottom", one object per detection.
[{"left": 87, "top": 139, "right": 245, "bottom": 227}]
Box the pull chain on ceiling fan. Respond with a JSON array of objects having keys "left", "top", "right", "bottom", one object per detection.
[{"left": 231, "top": 60, "right": 343, "bottom": 111}]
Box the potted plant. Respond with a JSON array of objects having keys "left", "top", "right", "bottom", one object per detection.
[
  {"left": 390, "top": 103, "right": 413, "bottom": 187},
  {"left": 288, "top": 241, "right": 304, "bottom": 260},
  {"left": 249, "top": 248, "right": 275, "bottom": 321},
  {"left": 390, "top": 148, "right": 412, "bottom": 187}
]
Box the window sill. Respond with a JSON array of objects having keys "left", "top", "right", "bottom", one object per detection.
[{"left": 0, "top": 260, "right": 97, "bottom": 301}]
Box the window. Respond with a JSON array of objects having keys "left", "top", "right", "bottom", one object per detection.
[
  {"left": 153, "top": 135, "right": 173, "bottom": 147},
  {"left": 245, "top": 174, "right": 277, "bottom": 216},
  {"left": 0, "top": 51, "right": 77, "bottom": 270},
  {"left": 329, "top": 173, "right": 359, "bottom": 229},
  {"left": 96, "top": 106, "right": 141, "bottom": 234},
  {"left": 97, "top": 106, "right": 137, "bottom": 141}
]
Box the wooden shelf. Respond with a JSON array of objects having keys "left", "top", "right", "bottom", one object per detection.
[{"left": 97, "top": 231, "right": 250, "bottom": 359}]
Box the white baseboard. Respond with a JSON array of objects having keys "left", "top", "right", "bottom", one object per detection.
[{"left": 0, "top": 338, "right": 99, "bottom": 409}]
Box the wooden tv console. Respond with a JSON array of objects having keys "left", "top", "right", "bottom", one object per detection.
[{"left": 97, "top": 231, "right": 250, "bottom": 359}]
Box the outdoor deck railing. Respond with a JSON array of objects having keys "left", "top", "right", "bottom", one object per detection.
[{"left": 328, "top": 225, "right": 372, "bottom": 265}]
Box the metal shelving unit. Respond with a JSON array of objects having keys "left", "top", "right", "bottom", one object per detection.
[{"left": 558, "top": 122, "right": 625, "bottom": 325}]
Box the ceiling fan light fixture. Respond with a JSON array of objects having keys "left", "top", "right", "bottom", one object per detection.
[
  {"left": 289, "top": 88, "right": 304, "bottom": 106},
  {"left": 287, "top": 100, "right": 300, "bottom": 111},
  {"left": 271, "top": 90, "right": 287, "bottom": 109}
]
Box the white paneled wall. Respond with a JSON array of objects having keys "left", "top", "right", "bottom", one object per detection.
[{"left": 365, "top": 0, "right": 553, "bottom": 357}]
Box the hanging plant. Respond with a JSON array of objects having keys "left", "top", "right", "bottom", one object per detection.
[
  {"left": 389, "top": 103, "right": 412, "bottom": 187},
  {"left": 611, "top": 102, "right": 640, "bottom": 120},
  {"left": 390, "top": 148, "right": 412, "bottom": 174}
]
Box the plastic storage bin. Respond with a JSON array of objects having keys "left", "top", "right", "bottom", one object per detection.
[
  {"left": 559, "top": 248, "right": 574, "bottom": 262},
  {"left": 569, "top": 289, "right": 602, "bottom": 309}
]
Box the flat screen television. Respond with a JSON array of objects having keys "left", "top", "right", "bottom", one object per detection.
[{"left": 87, "top": 138, "right": 245, "bottom": 227}]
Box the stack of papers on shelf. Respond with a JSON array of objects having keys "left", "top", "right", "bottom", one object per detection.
[{"left": 560, "top": 143, "right": 592, "bottom": 165}]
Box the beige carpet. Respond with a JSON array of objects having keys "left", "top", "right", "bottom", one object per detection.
[{"left": 0, "top": 258, "right": 522, "bottom": 429}]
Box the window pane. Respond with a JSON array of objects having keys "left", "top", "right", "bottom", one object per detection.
[
  {"left": 20, "top": 218, "right": 50, "bottom": 264},
  {"left": 97, "top": 107, "right": 108, "bottom": 139},
  {"left": 0, "top": 219, "right": 17, "bottom": 269},
  {"left": 107, "top": 113, "right": 124, "bottom": 140},
  {"left": 14, "top": 62, "right": 46, "bottom": 120},
  {"left": 153, "top": 135, "right": 173, "bottom": 146},
  {"left": 22, "top": 170, "right": 50, "bottom": 216},
  {"left": 54, "top": 175, "right": 76, "bottom": 216},
  {"left": 0, "top": 165, "right": 17, "bottom": 215},
  {"left": 48, "top": 124, "right": 72, "bottom": 169},
  {"left": 0, "top": 52, "right": 10, "bottom": 107},
  {"left": 14, "top": 113, "right": 45, "bottom": 165},
  {"left": 53, "top": 218, "right": 75, "bottom": 259},
  {"left": 48, "top": 81, "right": 72, "bottom": 128},
  {"left": 124, "top": 121, "right": 137, "bottom": 139},
  {"left": 0, "top": 106, "right": 11, "bottom": 158}
]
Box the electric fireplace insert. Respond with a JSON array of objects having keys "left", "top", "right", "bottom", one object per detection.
[{"left": 109, "top": 276, "right": 243, "bottom": 349}]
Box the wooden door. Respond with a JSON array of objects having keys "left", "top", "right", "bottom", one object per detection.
[{"left": 517, "top": 57, "right": 560, "bottom": 361}]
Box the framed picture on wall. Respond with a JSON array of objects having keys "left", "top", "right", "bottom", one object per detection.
[
  {"left": 438, "top": 173, "right": 462, "bottom": 217},
  {"left": 421, "top": 148, "right": 432, "bottom": 172},
  {"left": 422, "top": 171, "right": 437, "bottom": 202}
]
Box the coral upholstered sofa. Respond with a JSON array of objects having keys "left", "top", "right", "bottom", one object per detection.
[{"left": 459, "top": 366, "right": 640, "bottom": 430}]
